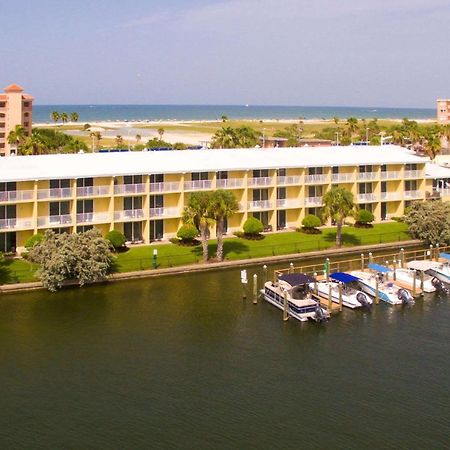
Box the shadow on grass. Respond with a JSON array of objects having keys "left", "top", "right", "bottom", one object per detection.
[
  {"left": 323, "top": 232, "right": 361, "bottom": 246},
  {"left": 0, "top": 259, "right": 26, "bottom": 284}
]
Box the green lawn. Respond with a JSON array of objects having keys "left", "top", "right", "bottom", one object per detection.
[{"left": 0, "top": 258, "right": 39, "bottom": 284}]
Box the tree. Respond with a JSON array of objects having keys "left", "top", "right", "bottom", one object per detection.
[
  {"left": 322, "top": 187, "right": 356, "bottom": 247},
  {"left": 209, "top": 190, "right": 239, "bottom": 261},
  {"left": 211, "top": 127, "right": 238, "bottom": 148},
  {"left": 333, "top": 116, "right": 340, "bottom": 125},
  {"left": 7, "top": 124, "right": 26, "bottom": 151},
  {"left": 146, "top": 137, "right": 172, "bottom": 149},
  {"left": 135, "top": 134, "right": 142, "bottom": 146},
  {"left": 176, "top": 224, "right": 199, "bottom": 244},
  {"left": 70, "top": 112, "right": 79, "bottom": 122},
  {"left": 105, "top": 230, "right": 126, "bottom": 250},
  {"left": 404, "top": 201, "right": 450, "bottom": 245},
  {"left": 25, "top": 233, "right": 44, "bottom": 249},
  {"left": 221, "top": 115, "right": 228, "bottom": 122},
  {"left": 51, "top": 111, "right": 60, "bottom": 125},
  {"left": 243, "top": 217, "right": 264, "bottom": 237},
  {"left": 346, "top": 117, "right": 359, "bottom": 142},
  {"left": 20, "top": 133, "right": 46, "bottom": 155},
  {"left": 61, "top": 112, "right": 69, "bottom": 125},
  {"left": 90, "top": 131, "right": 102, "bottom": 151},
  {"left": 28, "top": 229, "right": 112, "bottom": 292},
  {"left": 355, "top": 209, "right": 374, "bottom": 227},
  {"left": 157, "top": 128, "right": 165, "bottom": 140},
  {"left": 301, "top": 214, "right": 321, "bottom": 233},
  {"left": 423, "top": 131, "right": 441, "bottom": 160},
  {"left": 274, "top": 124, "right": 302, "bottom": 146},
  {"left": 83, "top": 123, "right": 91, "bottom": 131},
  {"left": 182, "top": 192, "right": 215, "bottom": 262},
  {"left": 115, "top": 135, "right": 124, "bottom": 148}
]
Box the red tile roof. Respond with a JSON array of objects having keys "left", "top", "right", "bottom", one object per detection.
[{"left": 4, "top": 84, "right": 24, "bottom": 93}]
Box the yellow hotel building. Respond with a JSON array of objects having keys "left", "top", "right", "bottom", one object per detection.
[{"left": 0, "top": 145, "right": 444, "bottom": 253}]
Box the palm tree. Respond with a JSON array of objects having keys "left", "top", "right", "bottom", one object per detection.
[
  {"left": 424, "top": 133, "right": 441, "bottom": 160},
  {"left": 61, "top": 112, "right": 69, "bottom": 125},
  {"left": 221, "top": 115, "right": 228, "bottom": 123},
  {"left": 115, "top": 135, "right": 124, "bottom": 148},
  {"left": 70, "top": 112, "right": 79, "bottom": 123},
  {"left": 211, "top": 127, "right": 238, "bottom": 149},
  {"left": 209, "top": 190, "right": 239, "bottom": 261},
  {"left": 20, "top": 131, "right": 45, "bottom": 155},
  {"left": 51, "top": 111, "right": 60, "bottom": 125},
  {"left": 333, "top": 116, "right": 340, "bottom": 125},
  {"left": 182, "top": 192, "right": 215, "bottom": 262},
  {"left": 90, "top": 132, "right": 102, "bottom": 151},
  {"left": 135, "top": 134, "right": 142, "bottom": 146},
  {"left": 346, "top": 117, "right": 359, "bottom": 140},
  {"left": 7, "top": 124, "right": 26, "bottom": 153},
  {"left": 322, "top": 187, "right": 356, "bottom": 247},
  {"left": 157, "top": 128, "right": 165, "bottom": 141}
]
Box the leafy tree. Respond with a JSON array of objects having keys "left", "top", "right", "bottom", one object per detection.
[
  {"left": 355, "top": 209, "right": 374, "bottom": 227},
  {"left": 83, "top": 123, "right": 91, "bottom": 131},
  {"left": 7, "top": 124, "right": 26, "bottom": 151},
  {"left": 176, "top": 224, "right": 199, "bottom": 243},
  {"left": 26, "top": 128, "right": 88, "bottom": 154},
  {"left": 221, "top": 115, "right": 228, "bottom": 122},
  {"left": 70, "top": 112, "right": 79, "bottom": 122},
  {"left": 183, "top": 192, "right": 215, "bottom": 262},
  {"left": 173, "top": 142, "right": 187, "bottom": 150},
  {"left": 322, "top": 187, "right": 356, "bottom": 247},
  {"left": 51, "top": 111, "right": 60, "bottom": 124},
  {"left": 20, "top": 132, "right": 46, "bottom": 155},
  {"left": 146, "top": 137, "right": 172, "bottom": 148},
  {"left": 28, "top": 229, "right": 112, "bottom": 292},
  {"left": 333, "top": 116, "right": 340, "bottom": 125},
  {"left": 25, "top": 233, "right": 44, "bottom": 249},
  {"left": 60, "top": 112, "right": 69, "bottom": 125},
  {"left": 404, "top": 201, "right": 450, "bottom": 245},
  {"left": 211, "top": 126, "right": 259, "bottom": 148},
  {"left": 105, "top": 230, "right": 126, "bottom": 250},
  {"left": 209, "top": 190, "right": 239, "bottom": 261},
  {"left": 243, "top": 217, "right": 264, "bottom": 237},
  {"left": 301, "top": 214, "right": 321, "bottom": 233},
  {"left": 274, "top": 124, "right": 302, "bottom": 146}
]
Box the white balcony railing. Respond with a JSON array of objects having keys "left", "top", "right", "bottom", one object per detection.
[
  {"left": 404, "top": 190, "right": 424, "bottom": 199},
  {"left": 380, "top": 192, "right": 403, "bottom": 201},
  {"left": 304, "top": 174, "right": 328, "bottom": 184},
  {"left": 0, "top": 217, "right": 33, "bottom": 230},
  {"left": 357, "top": 193, "right": 377, "bottom": 202},
  {"left": 436, "top": 188, "right": 450, "bottom": 197},
  {"left": 404, "top": 170, "right": 422, "bottom": 179},
  {"left": 76, "top": 212, "right": 110, "bottom": 223},
  {"left": 277, "top": 176, "right": 302, "bottom": 185},
  {"left": 331, "top": 173, "right": 354, "bottom": 183},
  {"left": 381, "top": 171, "right": 400, "bottom": 180},
  {"left": 184, "top": 180, "right": 212, "bottom": 191},
  {"left": 248, "top": 177, "right": 273, "bottom": 187},
  {"left": 114, "top": 209, "right": 145, "bottom": 221},
  {"left": 114, "top": 183, "right": 146, "bottom": 195},
  {"left": 76, "top": 185, "right": 111, "bottom": 197},
  {"left": 276, "top": 199, "right": 300, "bottom": 209},
  {"left": 37, "top": 187, "right": 73, "bottom": 200},
  {"left": 149, "top": 182, "right": 181, "bottom": 193},
  {"left": 357, "top": 172, "right": 377, "bottom": 181},
  {"left": 0, "top": 190, "right": 34, "bottom": 202},
  {"left": 38, "top": 214, "right": 73, "bottom": 227},
  {"left": 149, "top": 207, "right": 180, "bottom": 218},
  {"left": 304, "top": 196, "right": 323, "bottom": 206},
  {"left": 216, "top": 178, "right": 244, "bottom": 189},
  {"left": 247, "top": 200, "right": 272, "bottom": 210}
]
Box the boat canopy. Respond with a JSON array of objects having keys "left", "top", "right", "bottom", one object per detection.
[
  {"left": 368, "top": 263, "right": 390, "bottom": 273},
  {"left": 330, "top": 272, "right": 359, "bottom": 283},
  {"left": 439, "top": 252, "right": 450, "bottom": 261},
  {"left": 279, "top": 273, "right": 316, "bottom": 286},
  {"left": 407, "top": 260, "right": 440, "bottom": 271}
]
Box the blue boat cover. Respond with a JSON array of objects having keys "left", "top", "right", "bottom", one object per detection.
[
  {"left": 439, "top": 252, "right": 450, "bottom": 260},
  {"left": 368, "top": 263, "right": 390, "bottom": 273},
  {"left": 330, "top": 272, "right": 359, "bottom": 283},
  {"left": 279, "top": 273, "right": 316, "bottom": 286}
]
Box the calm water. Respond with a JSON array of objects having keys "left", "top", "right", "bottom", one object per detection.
[
  {"left": 33, "top": 104, "right": 435, "bottom": 124},
  {"left": 1, "top": 263, "right": 449, "bottom": 449}
]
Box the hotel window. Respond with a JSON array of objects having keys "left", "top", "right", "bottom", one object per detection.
[
  {"left": 0, "top": 232, "right": 16, "bottom": 253},
  {"left": 49, "top": 201, "right": 70, "bottom": 220},
  {"left": 77, "top": 199, "right": 93, "bottom": 215},
  {"left": 0, "top": 102, "right": 6, "bottom": 107},
  {"left": 124, "top": 222, "right": 142, "bottom": 242},
  {"left": 76, "top": 178, "right": 93, "bottom": 188},
  {"left": 277, "top": 210, "right": 286, "bottom": 229},
  {"left": 150, "top": 220, "right": 163, "bottom": 241},
  {"left": 332, "top": 166, "right": 339, "bottom": 174},
  {"left": 0, "top": 205, "right": 16, "bottom": 222},
  {"left": 0, "top": 182, "right": 17, "bottom": 193},
  {"left": 192, "top": 172, "right": 208, "bottom": 181},
  {"left": 308, "top": 167, "right": 323, "bottom": 175},
  {"left": 77, "top": 225, "right": 93, "bottom": 233},
  {"left": 217, "top": 171, "right": 228, "bottom": 180},
  {"left": 252, "top": 189, "right": 269, "bottom": 201},
  {"left": 150, "top": 174, "right": 164, "bottom": 183},
  {"left": 359, "top": 203, "right": 373, "bottom": 213},
  {"left": 404, "top": 180, "right": 417, "bottom": 191},
  {"left": 308, "top": 207, "right": 322, "bottom": 218},
  {"left": 359, "top": 165, "right": 373, "bottom": 173},
  {"left": 150, "top": 195, "right": 164, "bottom": 209},
  {"left": 124, "top": 196, "right": 142, "bottom": 210},
  {"left": 359, "top": 183, "right": 373, "bottom": 194},
  {"left": 381, "top": 182, "right": 387, "bottom": 193},
  {"left": 381, "top": 203, "right": 387, "bottom": 220},
  {"left": 405, "top": 164, "right": 417, "bottom": 171},
  {"left": 53, "top": 227, "right": 71, "bottom": 234},
  {"left": 253, "top": 169, "right": 269, "bottom": 178},
  {"left": 50, "top": 179, "right": 70, "bottom": 190},
  {"left": 308, "top": 185, "right": 323, "bottom": 197},
  {"left": 278, "top": 168, "right": 287, "bottom": 177},
  {"left": 277, "top": 187, "right": 286, "bottom": 200},
  {"left": 252, "top": 211, "right": 269, "bottom": 227},
  {"left": 124, "top": 175, "right": 142, "bottom": 185},
  {"left": 381, "top": 164, "right": 387, "bottom": 172},
  {"left": 24, "top": 102, "right": 30, "bottom": 107}
]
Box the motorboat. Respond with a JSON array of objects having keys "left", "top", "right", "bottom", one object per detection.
[
  {"left": 392, "top": 266, "right": 436, "bottom": 293},
  {"left": 412, "top": 253, "right": 450, "bottom": 286},
  {"left": 407, "top": 260, "right": 448, "bottom": 291},
  {"left": 350, "top": 263, "right": 415, "bottom": 305},
  {"left": 262, "top": 273, "right": 330, "bottom": 322},
  {"left": 310, "top": 272, "right": 372, "bottom": 309}
]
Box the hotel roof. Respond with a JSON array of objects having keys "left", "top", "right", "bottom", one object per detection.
[
  {"left": 0, "top": 145, "right": 428, "bottom": 182},
  {"left": 3, "top": 84, "right": 24, "bottom": 93},
  {"left": 425, "top": 163, "right": 450, "bottom": 179}
]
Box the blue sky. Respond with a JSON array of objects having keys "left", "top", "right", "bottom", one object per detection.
[{"left": 1, "top": 0, "right": 449, "bottom": 107}]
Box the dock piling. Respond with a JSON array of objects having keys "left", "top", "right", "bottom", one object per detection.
[
  {"left": 253, "top": 274, "right": 258, "bottom": 304},
  {"left": 429, "top": 244, "right": 433, "bottom": 261},
  {"left": 328, "top": 284, "right": 333, "bottom": 311},
  {"left": 240, "top": 269, "right": 248, "bottom": 299},
  {"left": 361, "top": 253, "right": 365, "bottom": 271},
  {"left": 400, "top": 248, "right": 405, "bottom": 268},
  {"left": 263, "top": 265, "right": 267, "bottom": 284},
  {"left": 289, "top": 263, "right": 294, "bottom": 274},
  {"left": 393, "top": 259, "right": 397, "bottom": 281},
  {"left": 420, "top": 271, "right": 424, "bottom": 292},
  {"left": 338, "top": 283, "right": 343, "bottom": 311},
  {"left": 412, "top": 270, "right": 417, "bottom": 296},
  {"left": 375, "top": 277, "right": 380, "bottom": 305},
  {"left": 283, "top": 291, "right": 288, "bottom": 321},
  {"left": 369, "top": 252, "right": 373, "bottom": 265},
  {"left": 313, "top": 272, "right": 318, "bottom": 295},
  {"left": 435, "top": 243, "right": 440, "bottom": 262},
  {"left": 325, "top": 258, "right": 330, "bottom": 282}
]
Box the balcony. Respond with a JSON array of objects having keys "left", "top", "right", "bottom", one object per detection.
[
  {"left": 357, "top": 193, "right": 378, "bottom": 202},
  {"left": 380, "top": 192, "right": 403, "bottom": 201},
  {"left": 248, "top": 177, "right": 273, "bottom": 187},
  {"left": 149, "top": 207, "right": 180, "bottom": 218},
  {"left": 404, "top": 170, "right": 422, "bottom": 179},
  {"left": 37, "top": 187, "right": 73, "bottom": 200},
  {"left": 114, "top": 183, "right": 146, "bottom": 195},
  {"left": 436, "top": 188, "right": 450, "bottom": 197},
  {"left": 77, "top": 185, "right": 111, "bottom": 197},
  {"left": 381, "top": 171, "right": 400, "bottom": 180},
  {"left": 216, "top": 178, "right": 244, "bottom": 189},
  {"left": 277, "top": 176, "right": 302, "bottom": 186},
  {"left": 331, "top": 173, "right": 354, "bottom": 183},
  {"left": 76, "top": 212, "right": 110, "bottom": 224},
  {"left": 0, "top": 190, "right": 34, "bottom": 202},
  {"left": 357, "top": 172, "right": 377, "bottom": 181},
  {"left": 247, "top": 200, "right": 272, "bottom": 210},
  {"left": 304, "top": 196, "right": 323, "bottom": 206},
  {"left": 304, "top": 174, "right": 328, "bottom": 184},
  {"left": 184, "top": 180, "right": 212, "bottom": 191},
  {"left": 276, "top": 199, "right": 300, "bottom": 209},
  {"left": 114, "top": 209, "right": 145, "bottom": 221},
  {"left": 404, "top": 190, "right": 424, "bottom": 199},
  {"left": 38, "top": 214, "right": 73, "bottom": 227},
  {"left": 0, "top": 217, "right": 33, "bottom": 230},
  {"left": 150, "top": 182, "right": 181, "bottom": 193}
]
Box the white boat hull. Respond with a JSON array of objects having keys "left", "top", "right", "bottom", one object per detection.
[{"left": 312, "top": 281, "right": 371, "bottom": 309}]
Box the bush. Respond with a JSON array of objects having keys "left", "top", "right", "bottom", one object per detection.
[
  {"left": 302, "top": 214, "right": 321, "bottom": 228},
  {"left": 25, "top": 233, "right": 44, "bottom": 249},
  {"left": 176, "top": 224, "right": 199, "bottom": 242},
  {"left": 355, "top": 209, "right": 374, "bottom": 227},
  {"left": 243, "top": 217, "right": 264, "bottom": 237},
  {"left": 105, "top": 230, "right": 126, "bottom": 250}
]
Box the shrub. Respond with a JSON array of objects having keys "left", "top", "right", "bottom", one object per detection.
[
  {"left": 302, "top": 214, "right": 321, "bottom": 228},
  {"left": 25, "top": 233, "right": 44, "bottom": 249},
  {"left": 243, "top": 217, "right": 264, "bottom": 237},
  {"left": 177, "top": 224, "right": 199, "bottom": 242},
  {"left": 105, "top": 230, "right": 126, "bottom": 250},
  {"left": 355, "top": 209, "right": 374, "bottom": 227}
]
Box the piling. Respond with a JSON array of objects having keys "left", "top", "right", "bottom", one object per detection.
[
  {"left": 369, "top": 252, "right": 373, "bottom": 265},
  {"left": 361, "top": 253, "right": 365, "bottom": 271},
  {"left": 262, "top": 265, "right": 267, "bottom": 284},
  {"left": 435, "top": 243, "right": 440, "bottom": 262},
  {"left": 338, "top": 283, "right": 343, "bottom": 311},
  {"left": 412, "top": 270, "right": 417, "bottom": 296},
  {"left": 429, "top": 244, "right": 433, "bottom": 261},
  {"left": 253, "top": 274, "right": 258, "bottom": 304},
  {"left": 385, "top": 261, "right": 389, "bottom": 281},
  {"left": 289, "top": 263, "right": 294, "bottom": 274},
  {"left": 375, "top": 277, "right": 380, "bottom": 305},
  {"left": 400, "top": 248, "right": 405, "bottom": 268},
  {"left": 393, "top": 259, "right": 397, "bottom": 281},
  {"left": 325, "top": 258, "right": 330, "bottom": 282},
  {"left": 313, "top": 272, "right": 318, "bottom": 295},
  {"left": 240, "top": 269, "right": 248, "bottom": 299},
  {"left": 328, "top": 283, "right": 333, "bottom": 310},
  {"left": 420, "top": 271, "right": 424, "bottom": 292},
  {"left": 283, "top": 291, "right": 288, "bottom": 321}
]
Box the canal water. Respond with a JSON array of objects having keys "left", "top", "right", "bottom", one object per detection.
[{"left": 1, "top": 262, "right": 449, "bottom": 449}]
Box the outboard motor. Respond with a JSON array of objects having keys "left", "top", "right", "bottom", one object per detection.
[
  {"left": 356, "top": 292, "right": 371, "bottom": 308},
  {"left": 314, "top": 304, "right": 328, "bottom": 323},
  {"left": 431, "top": 277, "right": 448, "bottom": 294},
  {"left": 398, "top": 288, "right": 415, "bottom": 305}
]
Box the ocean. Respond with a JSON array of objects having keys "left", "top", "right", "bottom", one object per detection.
[{"left": 33, "top": 104, "right": 436, "bottom": 124}]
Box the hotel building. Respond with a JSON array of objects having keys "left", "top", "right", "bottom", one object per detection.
[
  {"left": 437, "top": 99, "right": 450, "bottom": 124},
  {"left": 0, "top": 84, "right": 33, "bottom": 157},
  {"left": 0, "top": 145, "right": 445, "bottom": 253}
]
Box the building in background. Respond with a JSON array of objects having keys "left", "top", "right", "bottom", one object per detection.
[
  {"left": 437, "top": 99, "right": 450, "bottom": 124},
  {"left": 0, "top": 84, "right": 33, "bottom": 157}
]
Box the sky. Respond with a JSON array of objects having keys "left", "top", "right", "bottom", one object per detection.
[{"left": 1, "top": 0, "right": 449, "bottom": 107}]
